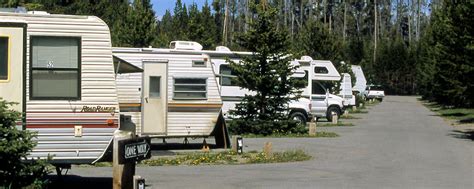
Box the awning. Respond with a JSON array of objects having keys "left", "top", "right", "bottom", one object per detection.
[{"left": 113, "top": 55, "right": 143, "bottom": 74}]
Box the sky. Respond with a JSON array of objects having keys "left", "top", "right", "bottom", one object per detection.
[{"left": 151, "top": 0, "right": 207, "bottom": 18}]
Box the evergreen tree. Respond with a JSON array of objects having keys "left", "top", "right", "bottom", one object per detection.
[
  {"left": 228, "top": 2, "right": 305, "bottom": 135},
  {"left": 422, "top": 1, "right": 474, "bottom": 107},
  {"left": 0, "top": 100, "right": 49, "bottom": 188},
  {"left": 114, "top": 0, "right": 157, "bottom": 47}
]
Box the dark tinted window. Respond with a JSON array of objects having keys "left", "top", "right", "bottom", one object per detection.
[
  {"left": 0, "top": 37, "right": 8, "bottom": 80},
  {"left": 314, "top": 66, "right": 329, "bottom": 74},
  {"left": 312, "top": 81, "right": 326, "bottom": 95}
]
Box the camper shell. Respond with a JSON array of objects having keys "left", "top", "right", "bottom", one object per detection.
[
  {"left": 112, "top": 47, "right": 230, "bottom": 147},
  {"left": 0, "top": 12, "right": 120, "bottom": 164},
  {"left": 339, "top": 73, "right": 356, "bottom": 106},
  {"left": 351, "top": 65, "right": 367, "bottom": 95},
  {"left": 295, "top": 57, "right": 345, "bottom": 121}
]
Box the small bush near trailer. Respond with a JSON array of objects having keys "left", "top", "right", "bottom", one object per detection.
[{"left": 0, "top": 99, "right": 50, "bottom": 188}]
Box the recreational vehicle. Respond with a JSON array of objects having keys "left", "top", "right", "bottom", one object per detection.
[
  {"left": 339, "top": 73, "right": 356, "bottom": 107},
  {"left": 0, "top": 11, "right": 125, "bottom": 165},
  {"left": 351, "top": 65, "right": 367, "bottom": 95},
  {"left": 295, "top": 56, "right": 345, "bottom": 121},
  {"left": 112, "top": 46, "right": 230, "bottom": 147},
  {"left": 205, "top": 46, "right": 312, "bottom": 125}
]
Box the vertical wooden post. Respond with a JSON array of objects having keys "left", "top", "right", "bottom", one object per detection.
[
  {"left": 263, "top": 142, "right": 272, "bottom": 157},
  {"left": 332, "top": 113, "right": 338, "bottom": 124},
  {"left": 308, "top": 117, "right": 317, "bottom": 136},
  {"left": 231, "top": 135, "right": 238, "bottom": 153},
  {"left": 113, "top": 131, "right": 135, "bottom": 189}
]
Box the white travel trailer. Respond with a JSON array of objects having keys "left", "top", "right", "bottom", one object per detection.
[
  {"left": 295, "top": 57, "right": 345, "bottom": 121},
  {"left": 351, "top": 65, "right": 367, "bottom": 95},
  {"left": 112, "top": 46, "right": 230, "bottom": 147},
  {"left": 0, "top": 12, "right": 122, "bottom": 165},
  {"left": 339, "top": 73, "right": 356, "bottom": 106}
]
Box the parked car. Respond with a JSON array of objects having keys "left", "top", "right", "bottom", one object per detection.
[{"left": 364, "top": 85, "right": 385, "bottom": 101}]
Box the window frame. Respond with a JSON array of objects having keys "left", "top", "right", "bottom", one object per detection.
[
  {"left": 148, "top": 76, "right": 161, "bottom": 98},
  {"left": 314, "top": 66, "right": 329, "bottom": 74},
  {"left": 0, "top": 36, "right": 9, "bottom": 82},
  {"left": 29, "top": 36, "right": 82, "bottom": 100},
  {"left": 192, "top": 60, "right": 206, "bottom": 67},
  {"left": 173, "top": 77, "right": 208, "bottom": 100},
  {"left": 219, "top": 64, "right": 237, "bottom": 86}
]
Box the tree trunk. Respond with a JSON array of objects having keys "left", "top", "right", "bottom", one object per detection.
[
  {"left": 343, "top": 0, "right": 347, "bottom": 42},
  {"left": 222, "top": 0, "right": 230, "bottom": 46},
  {"left": 373, "top": 0, "right": 377, "bottom": 64}
]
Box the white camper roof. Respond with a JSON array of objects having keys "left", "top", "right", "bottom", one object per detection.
[
  {"left": 311, "top": 60, "right": 341, "bottom": 81},
  {"left": 351, "top": 65, "right": 367, "bottom": 93}
]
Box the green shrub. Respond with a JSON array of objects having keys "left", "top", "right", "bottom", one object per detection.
[{"left": 0, "top": 99, "right": 49, "bottom": 188}]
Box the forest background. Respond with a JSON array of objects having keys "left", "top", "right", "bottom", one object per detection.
[{"left": 2, "top": 0, "right": 473, "bottom": 108}]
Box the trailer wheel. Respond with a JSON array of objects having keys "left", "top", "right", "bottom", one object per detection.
[
  {"left": 289, "top": 111, "right": 307, "bottom": 126},
  {"left": 326, "top": 106, "right": 341, "bottom": 122}
]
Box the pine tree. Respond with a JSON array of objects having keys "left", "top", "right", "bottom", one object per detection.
[
  {"left": 424, "top": 1, "right": 474, "bottom": 107},
  {"left": 114, "top": 0, "right": 157, "bottom": 47},
  {"left": 228, "top": 2, "right": 306, "bottom": 135},
  {"left": 0, "top": 100, "right": 49, "bottom": 188}
]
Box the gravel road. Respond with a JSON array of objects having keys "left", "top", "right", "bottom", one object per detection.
[{"left": 55, "top": 96, "right": 473, "bottom": 189}]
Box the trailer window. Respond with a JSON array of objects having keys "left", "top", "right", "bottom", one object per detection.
[
  {"left": 314, "top": 66, "right": 329, "bottom": 74},
  {"left": 0, "top": 37, "right": 8, "bottom": 81},
  {"left": 31, "top": 36, "right": 80, "bottom": 100},
  {"left": 192, "top": 60, "right": 206, "bottom": 67},
  {"left": 173, "top": 78, "right": 207, "bottom": 99},
  {"left": 219, "top": 64, "right": 237, "bottom": 86},
  {"left": 149, "top": 76, "right": 161, "bottom": 98}
]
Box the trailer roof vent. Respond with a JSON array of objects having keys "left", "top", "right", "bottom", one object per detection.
[
  {"left": 170, "top": 41, "right": 203, "bottom": 51},
  {"left": 300, "top": 56, "right": 313, "bottom": 62},
  {"left": 27, "top": 11, "right": 50, "bottom": 15},
  {"left": 215, "top": 46, "right": 231, "bottom": 52}
]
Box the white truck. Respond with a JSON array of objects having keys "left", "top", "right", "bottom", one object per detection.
[
  {"left": 295, "top": 56, "right": 345, "bottom": 121},
  {"left": 364, "top": 85, "right": 385, "bottom": 101}
]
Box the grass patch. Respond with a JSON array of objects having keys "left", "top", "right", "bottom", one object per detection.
[
  {"left": 241, "top": 131, "right": 339, "bottom": 138},
  {"left": 140, "top": 150, "right": 311, "bottom": 166},
  {"left": 348, "top": 109, "right": 369, "bottom": 114},
  {"left": 365, "top": 100, "right": 381, "bottom": 106},
  {"left": 340, "top": 114, "right": 361, "bottom": 119},
  {"left": 421, "top": 100, "right": 474, "bottom": 124},
  {"left": 317, "top": 122, "right": 355, "bottom": 127}
]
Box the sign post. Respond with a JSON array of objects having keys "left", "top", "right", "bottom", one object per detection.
[{"left": 113, "top": 131, "right": 151, "bottom": 189}]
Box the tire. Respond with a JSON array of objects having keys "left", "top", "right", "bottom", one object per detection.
[
  {"left": 289, "top": 111, "right": 307, "bottom": 126},
  {"left": 326, "top": 106, "right": 341, "bottom": 122},
  {"left": 377, "top": 98, "right": 383, "bottom": 102}
]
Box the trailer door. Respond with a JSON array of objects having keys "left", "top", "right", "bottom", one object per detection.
[
  {"left": 0, "top": 24, "right": 25, "bottom": 115},
  {"left": 142, "top": 61, "right": 167, "bottom": 134}
]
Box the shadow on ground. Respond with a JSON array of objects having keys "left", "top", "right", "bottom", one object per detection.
[
  {"left": 448, "top": 130, "right": 474, "bottom": 141},
  {"left": 46, "top": 175, "right": 112, "bottom": 189}
]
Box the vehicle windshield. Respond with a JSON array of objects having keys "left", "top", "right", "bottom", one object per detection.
[{"left": 370, "top": 86, "right": 384, "bottom": 90}]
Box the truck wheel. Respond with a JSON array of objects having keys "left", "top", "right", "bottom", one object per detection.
[
  {"left": 326, "top": 106, "right": 341, "bottom": 122},
  {"left": 289, "top": 112, "right": 307, "bottom": 126}
]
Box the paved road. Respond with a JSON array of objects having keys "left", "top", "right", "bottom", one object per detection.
[{"left": 57, "top": 96, "right": 473, "bottom": 189}]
